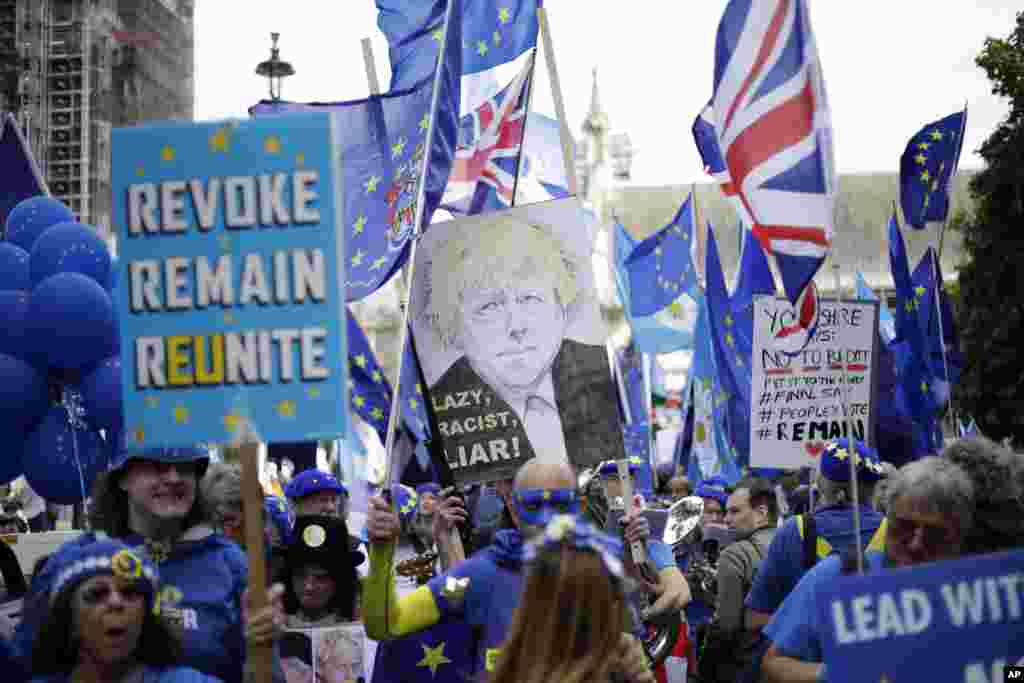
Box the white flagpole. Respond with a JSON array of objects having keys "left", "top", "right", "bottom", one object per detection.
[
  {"left": 379, "top": 0, "right": 456, "bottom": 488},
  {"left": 361, "top": 38, "right": 382, "bottom": 96}
]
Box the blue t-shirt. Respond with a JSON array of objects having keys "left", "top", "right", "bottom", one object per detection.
[
  {"left": 31, "top": 665, "right": 222, "bottom": 683},
  {"left": 763, "top": 550, "right": 887, "bottom": 677},
  {"left": 15, "top": 530, "right": 247, "bottom": 683},
  {"left": 746, "top": 506, "right": 883, "bottom": 614}
]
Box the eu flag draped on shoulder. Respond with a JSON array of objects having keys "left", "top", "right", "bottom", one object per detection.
[
  {"left": 250, "top": 0, "right": 462, "bottom": 302},
  {"left": 624, "top": 195, "right": 700, "bottom": 317},
  {"left": 899, "top": 109, "right": 967, "bottom": 230},
  {"left": 711, "top": 0, "right": 836, "bottom": 304},
  {"left": 0, "top": 113, "right": 48, "bottom": 227}
]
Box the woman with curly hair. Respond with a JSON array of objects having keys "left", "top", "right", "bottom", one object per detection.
[
  {"left": 942, "top": 437, "right": 1024, "bottom": 553},
  {"left": 29, "top": 539, "right": 219, "bottom": 683},
  {"left": 490, "top": 515, "right": 654, "bottom": 683}
]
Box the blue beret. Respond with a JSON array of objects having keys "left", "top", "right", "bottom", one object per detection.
[
  {"left": 596, "top": 457, "right": 642, "bottom": 478},
  {"left": 819, "top": 438, "right": 885, "bottom": 483},
  {"left": 695, "top": 480, "right": 729, "bottom": 506},
  {"left": 415, "top": 483, "right": 442, "bottom": 498},
  {"left": 49, "top": 539, "right": 158, "bottom": 604},
  {"left": 284, "top": 469, "right": 347, "bottom": 500}
]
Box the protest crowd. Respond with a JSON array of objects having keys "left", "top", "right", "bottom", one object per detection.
[{"left": 1, "top": 1, "right": 1023, "bottom": 683}]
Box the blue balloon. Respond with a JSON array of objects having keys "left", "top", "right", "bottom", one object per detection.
[
  {"left": 0, "top": 243, "right": 30, "bottom": 290},
  {"left": 23, "top": 406, "right": 109, "bottom": 504},
  {"left": 29, "top": 221, "right": 111, "bottom": 289},
  {"left": 0, "top": 352, "right": 50, "bottom": 433},
  {"left": 0, "top": 435, "right": 24, "bottom": 485},
  {"left": 0, "top": 290, "right": 29, "bottom": 358},
  {"left": 26, "top": 272, "right": 118, "bottom": 370},
  {"left": 79, "top": 356, "right": 123, "bottom": 434},
  {"left": 4, "top": 196, "right": 75, "bottom": 252}
]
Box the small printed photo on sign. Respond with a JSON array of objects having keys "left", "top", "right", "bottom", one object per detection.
[
  {"left": 284, "top": 624, "right": 367, "bottom": 683},
  {"left": 409, "top": 197, "right": 625, "bottom": 485},
  {"left": 749, "top": 297, "right": 879, "bottom": 470}
]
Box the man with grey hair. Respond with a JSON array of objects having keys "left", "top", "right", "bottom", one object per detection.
[
  {"left": 422, "top": 213, "right": 624, "bottom": 479},
  {"left": 761, "top": 456, "right": 976, "bottom": 683}
]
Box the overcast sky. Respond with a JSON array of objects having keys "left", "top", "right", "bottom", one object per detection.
[{"left": 194, "top": 1, "right": 1018, "bottom": 187}]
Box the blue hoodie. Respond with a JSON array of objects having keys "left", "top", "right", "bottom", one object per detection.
[
  {"left": 425, "top": 528, "right": 525, "bottom": 675},
  {"left": 15, "top": 528, "right": 247, "bottom": 683}
]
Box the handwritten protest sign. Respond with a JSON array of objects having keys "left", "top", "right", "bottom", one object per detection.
[
  {"left": 112, "top": 114, "right": 348, "bottom": 447},
  {"left": 282, "top": 624, "right": 368, "bottom": 683},
  {"left": 750, "top": 297, "right": 878, "bottom": 469},
  {"left": 819, "top": 550, "right": 1024, "bottom": 683},
  {"left": 409, "top": 198, "right": 623, "bottom": 485}
]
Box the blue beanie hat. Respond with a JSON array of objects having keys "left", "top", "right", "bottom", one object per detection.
[
  {"left": 819, "top": 438, "right": 885, "bottom": 483},
  {"left": 284, "top": 469, "right": 347, "bottom": 500},
  {"left": 49, "top": 539, "right": 158, "bottom": 605}
]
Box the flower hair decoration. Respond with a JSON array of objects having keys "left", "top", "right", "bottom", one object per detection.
[{"left": 523, "top": 514, "right": 626, "bottom": 583}]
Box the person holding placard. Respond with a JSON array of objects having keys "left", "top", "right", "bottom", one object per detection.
[
  {"left": 12, "top": 446, "right": 284, "bottom": 683},
  {"left": 745, "top": 439, "right": 886, "bottom": 630},
  {"left": 760, "top": 457, "right": 975, "bottom": 683}
]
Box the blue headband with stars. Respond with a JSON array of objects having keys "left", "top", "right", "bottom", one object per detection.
[
  {"left": 512, "top": 488, "right": 579, "bottom": 527},
  {"left": 524, "top": 515, "right": 625, "bottom": 584}
]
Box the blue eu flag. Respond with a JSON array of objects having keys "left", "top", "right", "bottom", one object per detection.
[
  {"left": 377, "top": 0, "right": 538, "bottom": 89},
  {"left": 855, "top": 271, "right": 896, "bottom": 345},
  {"left": 398, "top": 328, "right": 432, "bottom": 443},
  {"left": 371, "top": 619, "right": 476, "bottom": 683},
  {"left": 730, "top": 226, "right": 775, "bottom": 314},
  {"left": 899, "top": 109, "right": 966, "bottom": 229},
  {"left": 347, "top": 310, "right": 394, "bottom": 445},
  {"left": 624, "top": 195, "right": 698, "bottom": 317},
  {"left": 0, "top": 114, "right": 47, "bottom": 227}
]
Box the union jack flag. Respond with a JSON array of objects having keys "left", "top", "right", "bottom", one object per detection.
[
  {"left": 441, "top": 57, "right": 532, "bottom": 214},
  {"left": 711, "top": 0, "right": 836, "bottom": 304},
  {"left": 692, "top": 102, "right": 735, "bottom": 197}
]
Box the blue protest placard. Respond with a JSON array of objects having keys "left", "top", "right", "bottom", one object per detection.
[
  {"left": 819, "top": 550, "right": 1024, "bottom": 683},
  {"left": 112, "top": 113, "right": 347, "bottom": 448}
]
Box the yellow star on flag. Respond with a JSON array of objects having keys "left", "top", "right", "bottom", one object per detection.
[
  {"left": 917, "top": 141, "right": 930, "bottom": 151},
  {"left": 295, "top": 153, "right": 305, "bottom": 166},
  {"left": 409, "top": 398, "right": 419, "bottom": 410},
  {"left": 915, "top": 153, "right": 927, "bottom": 165},
  {"left": 725, "top": 332, "right": 735, "bottom": 347},
  {"left": 353, "top": 354, "right": 368, "bottom": 369},
  {"left": 905, "top": 300, "right": 914, "bottom": 312},
  {"left": 669, "top": 301, "right": 684, "bottom": 318},
  {"left": 364, "top": 175, "right": 381, "bottom": 194},
  {"left": 173, "top": 404, "right": 190, "bottom": 424},
  {"left": 276, "top": 400, "right": 297, "bottom": 418},
  {"left": 370, "top": 407, "right": 385, "bottom": 421},
  {"left": 431, "top": 27, "right": 444, "bottom": 42},
  {"left": 209, "top": 127, "right": 230, "bottom": 153},
  {"left": 416, "top": 383, "right": 423, "bottom": 395},
  {"left": 351, "top": 249, "right": 365, "bottom": 267},
  {"left": 833, "top": 447, "right": 849, "bottom": 461},
  {"left": 135, "top": 166, "right": 146, "bottom": 177},
  {"left": 391, "top": 137, "right": 407, "bottom": 159},
  {"left": 420, "top": 112, "right": 430, "bottom": 133},
  {"left": 493, "top": 30, "right": 502, "bottom": 46},
  {"left": 724, "top": 314, "right": 734, "bottom": 327},
  {"left": 132, "top": 426, "right": 145, "bottom": 443},
  {"left": 542, "top": 490, "right": 552, "bottom": 500},
  {"left": 263, "top": 136, "right": 282, "bottom": 155},
  {"left": 353, "top": 214, "right": 367, "bottom": 235},
  {"left": 920, "top": 170, "right": 931, "bottom": 182},
  {"left": 145, "top": 396, "right": 160, "bottom": 409},
  {"left": 307, "top": 387, "right": 321, "bottom": 399},
  {"left": 372, "top": 370, "right": 382, "bottom": 382},
  {"left": 914, "top": 285, "right": 927, "bottom": 297},
  {"left": 223, "top": 413, "right": 242, "bottom": 432},
  {"left": 654, "top": 246, "right": 662, "bottom": 256},
  {"left": 370, "top": 256, "right": 387, "bottom": 271},
  {"left": 160, "top": 146, "right": 176, "bottom": 162},
  {"left": 476, "top": 40, "right": 488, "bottom": 56},
  {"left": 498, "top": 7, "right": 511, "bottom": 23},
  {"left": 930, "top": 130, "right": 943, "bottom": 141},
  {"left": 353, "top": 394, "right": 366, "bottom": 408},
  {"left": 921, "top": 381, "right": 929, "bottom": 393}
]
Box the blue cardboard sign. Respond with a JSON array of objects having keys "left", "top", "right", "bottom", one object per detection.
[
  {"left": 112, "top": 114, "right": 347, "bottom": 447},
  {"left": 819, "top": 550, "right": 1024, "bottom": 683}
]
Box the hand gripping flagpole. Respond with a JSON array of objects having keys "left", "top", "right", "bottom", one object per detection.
[
  {"left": 380, "top": 0, "right": 456, "bottom": 492},
  {"left": 831, "top": 259, "right": 864, "bottom": 575}
]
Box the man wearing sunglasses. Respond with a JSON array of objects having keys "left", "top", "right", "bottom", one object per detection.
[{"left": 761, "top": 456, "right": 976, "bottom": 683}]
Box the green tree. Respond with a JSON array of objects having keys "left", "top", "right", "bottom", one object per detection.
[{"left": 954, "top": 11, "right": 1024, "bottom": 443}]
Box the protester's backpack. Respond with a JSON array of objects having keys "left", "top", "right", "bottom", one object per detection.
[{"left": 797, "top": 514, "right": 888, "bottom": 570}]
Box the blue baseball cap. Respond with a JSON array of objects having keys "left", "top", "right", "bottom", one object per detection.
[
  {"left": 695, "top": 479, "right": 729, "bottom": 507},
  {"left": 284, "top": 469, "right": 347, "bottom": 501},
  {"left": 819, "top": 438, "right": 885, "bottom": 483},
  {"left": 48, "top": 539, "right": 159, "bottom": 605}
]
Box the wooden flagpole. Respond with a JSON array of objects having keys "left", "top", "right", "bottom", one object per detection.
[
  {"left": 537, "top": 8, "right": 578, "bottom": 197},
  {"left": 510, "top": 49, "right": 539, "bottom": 207},
  {"left": 692, "top": 183, "right": 707, "bottom": 289}
]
